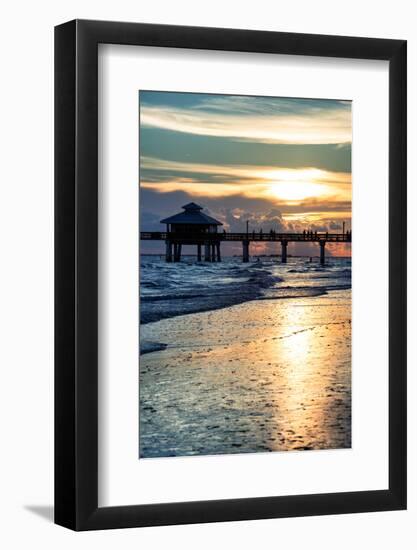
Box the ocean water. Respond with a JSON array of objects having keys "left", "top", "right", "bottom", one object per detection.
[
  {"left": 139, "top": 255, "right": 352, "bottom": 458},
  {"left": 140, "top": 255, "right": 351, "bottom": 328}
]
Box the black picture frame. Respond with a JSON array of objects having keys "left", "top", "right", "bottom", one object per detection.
[{"left": 55, "top": 19, "right": 407, "bottom": 531}]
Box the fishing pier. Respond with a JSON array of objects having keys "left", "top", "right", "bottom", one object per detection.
[{"left": 141, "top": 202, "right": 351, "bottom": 265}]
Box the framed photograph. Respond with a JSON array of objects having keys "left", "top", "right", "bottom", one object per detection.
[{"left": 55, "top": 20, "right": 406, "bottom": 530}]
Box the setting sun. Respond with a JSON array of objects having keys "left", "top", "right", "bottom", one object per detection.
[{"left": 267, "top": 181, "right": 330, "bottom": 202}]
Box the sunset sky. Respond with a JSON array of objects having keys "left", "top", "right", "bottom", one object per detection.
[{"left": 139, "top": 91, "right": 352, "bottom": 256}]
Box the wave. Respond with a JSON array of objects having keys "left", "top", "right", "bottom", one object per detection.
[
  {"left": 140, "top": 341, "right": 167, "bottom": 355},
  {"left": 140, "top": 257, "right": 351, "bottom": 325}
]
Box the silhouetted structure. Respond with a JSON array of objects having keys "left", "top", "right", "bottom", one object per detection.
[
  {"left": 160, "top": 203, "right": 223, "bottom": 262},
  {"left": 142, "top": 203, "right": 351, "bottom": 265}
]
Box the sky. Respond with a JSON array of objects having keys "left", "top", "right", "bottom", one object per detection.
[{"left": 139, "top": 91, "right": 352, "bottom": 257}]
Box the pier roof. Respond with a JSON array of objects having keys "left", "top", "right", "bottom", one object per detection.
[{"left": 161, "top": 203, "right": 223, "bottom": 226}]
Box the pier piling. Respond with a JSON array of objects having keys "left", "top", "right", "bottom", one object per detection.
[
  {"left": 143, "top": 227, "right": 350, "bottom": 264},
  {"left": 216, "top": 242, "right": 221, "bottom": 262},
  {"left": 281, "top": 240, "right": 288, "bottom": 263},
  {"left": 173, "top": 243, "right": 182, "bottom": 262},
  {"left": 320, "top": 240, "right": 326, "bottom": 265},
  {"left": 242, "top": 240, "right": 249, "bottom": 262},
  {"left": 165, "top": 241, "right": 172, "bottom": 262}
]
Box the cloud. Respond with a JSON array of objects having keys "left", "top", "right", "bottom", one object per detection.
[
  {"left": 141, "top": 156, "right": 351, "bottom": 184},
  {"left": 203, "top": 205, "right": 345, "bottom": 234},
  {"left": 140, "top": 156, "right": 351, "bottom": 211},
  {"left": 140, "top": 95, "right": 352, "bottom": 145},
  {"left": 140, "top": 127, "right": 352, "bottom": 174},
  {"left": 139, "top": 210, "right": 162, "bottom": 231},
  {"left": 139, "top": 187, "right": 350, "bottom": 257},
  {"left": 138, "top": 93, "right": 351, "bottom": 256},
  {"left": 140, "top": 149, "right": 353, "bottom": 216},
  {"left": 219, "top": 208, "right": 286, "bottom": 233},
  {"left": 329, "top": 220, "right": 342, "bottom": 230}
]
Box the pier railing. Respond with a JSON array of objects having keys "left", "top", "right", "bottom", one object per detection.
[
  {"left": 140, "top": 231, "right": 352, "bottom": 265},
  {"left": 140, "top": 231, "right": 351, "bottom": 264},
  {"left": 140, "top": 231, "right": 351, "bottom": 243}
]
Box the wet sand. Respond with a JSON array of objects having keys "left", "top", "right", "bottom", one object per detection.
[{"left": 139, "top": 289, "right": 351, "bottom": 458}]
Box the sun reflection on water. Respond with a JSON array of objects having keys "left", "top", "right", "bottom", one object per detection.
[{"left": 140, "top": 293, "right": 351, "bottom": 457}]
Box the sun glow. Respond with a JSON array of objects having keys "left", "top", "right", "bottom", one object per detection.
[
  {"left": 267, "top": 181, "right": 331, "bottom": 202},
  {"left": 141, "top": 157, "right": 350, "bottom": 205}
]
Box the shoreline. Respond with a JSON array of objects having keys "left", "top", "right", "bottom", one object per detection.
[
  {"left": 139, "top": 288, "right": 351, "bottom": 458},
  {"left": 140, "top": 275, "right": 351, "bottom": 329},
  {"left": 140, "top": 283, "right": 351, "bottom": 345}
]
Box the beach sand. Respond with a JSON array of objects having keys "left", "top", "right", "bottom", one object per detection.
[{"left": 140, "top": 289, "right": 351, "bottom": 458}]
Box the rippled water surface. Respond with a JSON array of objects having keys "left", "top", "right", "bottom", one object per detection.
[
  {"left": 140, "top": 255, "right": 351, "bottom": 325},
  {"left": 139, "top": 256, "right": 351, "bottom": 458}
]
